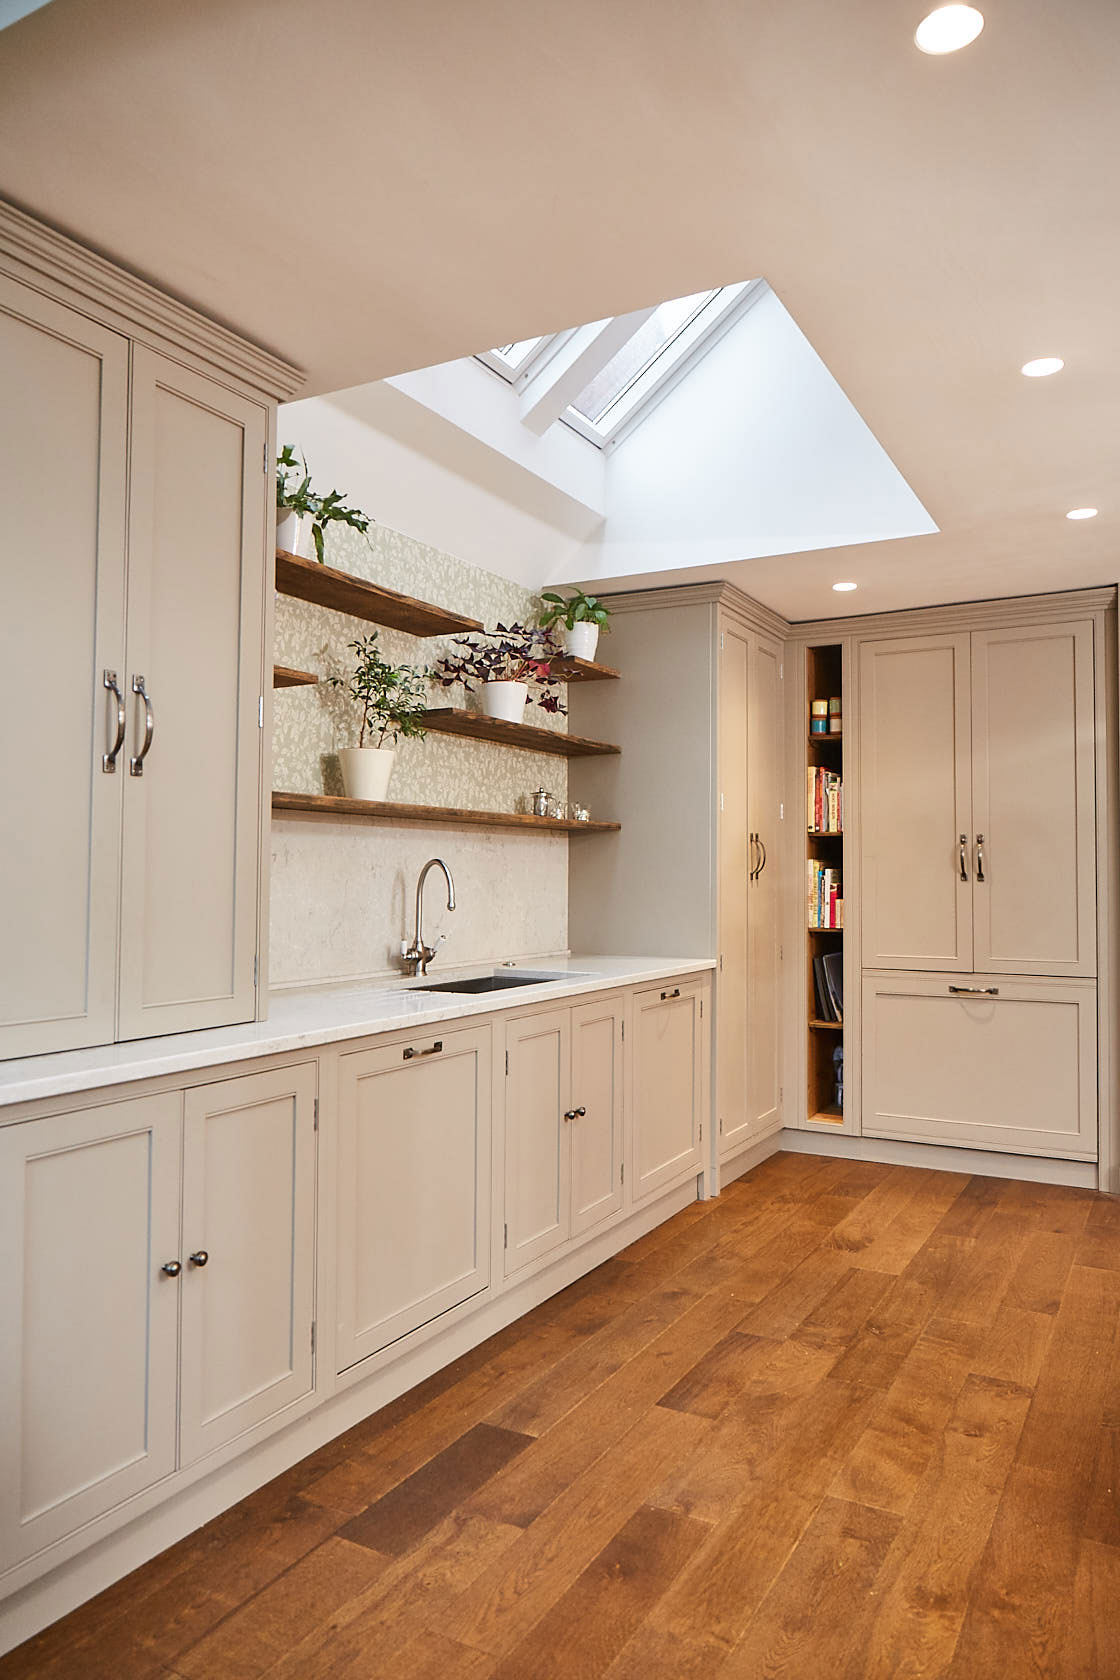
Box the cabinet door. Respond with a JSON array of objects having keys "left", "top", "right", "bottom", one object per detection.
[
  {"left": 631, "top": 982, "right": 703, "bottom": 1202},
  {"left": 570, "top": 997, "right": 624, "bottom": 1238},
  {"left": 862, "top": 972, "right": 1097, "bottom": 1159},
  {"left": 745, "top": 632, "right": 783, "bottom": 1141},
  {"left": 860, "top": 634, "right": 973, "bottom": 971},
  {"left": 118, "top": 348, "right": 266, "bottom": 1040},
  {"left": 504, "top": 1010, "right": 571, "bottom": 1273},
  {"left": 0, "top": 277, "right": 128, "bottom": 1057},
  {"left": 0, "top": 1094, "right": 180, "bottom": 1571},
  {"left": 971, "top": 622, "right": 1096, "bottom": 976},
  {"left": 716, "top": 619, "right": 750, "bottom": 1152},
  {"left": 336, "top": 1025, "right": 491, "bottom": 1371},
  {"left": 179, "top": 1065, "right": 316, "bottom": 1466}
]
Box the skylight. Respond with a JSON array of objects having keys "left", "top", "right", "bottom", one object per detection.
[{"left": 476, "top": 281, "right": 761, "bottom": 450}]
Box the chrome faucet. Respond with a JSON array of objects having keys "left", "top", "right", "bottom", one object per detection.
[{"left": 400, "top": 857, "right": 456, "bottom": 976}]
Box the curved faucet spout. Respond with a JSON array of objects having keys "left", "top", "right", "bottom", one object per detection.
[{"left": 402, "top": 857, "right": 456, "bottom": 976}]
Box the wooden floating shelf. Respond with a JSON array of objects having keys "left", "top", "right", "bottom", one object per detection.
[
  {"left": 272, "top": 791, "right": 620, "bottom": 836},
  {"left": 418, "top": 709, "right": 619, "bottom": 759},
  {"left": 275, "top": 549, "right": 483, "bottom": 639},
  {"left": 809, "top": 1019, "right": 844, "bottom": 1031},
  {"left": 273, "top": 664, "right": 319, "bottom": 688},
  {"left": 549, "top": 655, "right": 620, "bottom": 683},
  {"left": 808, "top": 925, "right": 844, "bottom": 934}
]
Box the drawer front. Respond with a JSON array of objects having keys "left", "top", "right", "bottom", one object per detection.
[{"left": 862, "top": 973, "right": 1097, "bottom": 1159}]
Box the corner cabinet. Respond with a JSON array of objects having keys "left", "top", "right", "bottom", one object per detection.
[{"left": 0, "top": 208, "right": 299, "bottom": 1057}]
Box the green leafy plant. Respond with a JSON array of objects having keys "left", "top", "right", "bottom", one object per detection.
[
  {"left": 539, "top": 589, "right": 612, "bottom": 635},
  {"left": 327, "top": 634, "right": 429, "bottom": 748},
  {"left": 276, "top": 445, "right": 372, "bottom": 564}
]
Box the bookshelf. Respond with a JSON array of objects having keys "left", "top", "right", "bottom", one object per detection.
[{"left": 806, "top": 644, "right": 845, "bottom": 1124}]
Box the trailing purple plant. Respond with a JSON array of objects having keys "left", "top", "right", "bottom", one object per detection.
[{"left": 430, "top": 624, "right": 568, "bottom": 714}]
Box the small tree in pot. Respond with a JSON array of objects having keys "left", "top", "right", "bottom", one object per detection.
[
  {"left": 276, "top": 445, "right": 372, "bottom": 564},
  {"left": 327, "top": 633, "right": 428, "bottom": 801},
  {"left": 539, "top": 589, "right": 612, "bottom": 662},
  {"left": 430, "top": 624, "right": 567, "bottom": 724}
]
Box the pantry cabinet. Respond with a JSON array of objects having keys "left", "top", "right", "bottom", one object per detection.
[
  {"left": 0, "top": 208, "right": 297, "bottom": 1059},
  {"left": 504, "top": 997, "right": 624, "bottom": 1274},
  {"left": 335, "top": 1024, "right": 492, "bottom": 1370}
]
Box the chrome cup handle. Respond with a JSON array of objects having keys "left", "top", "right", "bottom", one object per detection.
[
  {"left": 103, "top": 670, "right": 126, "bottom": 773},
  {"left": 130, "top": 675, "right": 155, "bottom": 776}
]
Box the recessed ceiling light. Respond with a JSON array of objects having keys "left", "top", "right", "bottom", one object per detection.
[
  {"left": 915, "top": 5, "right": 984, "bottom": 54},
  {"left": 1021, "top": 357, "right": 1064, "bottom": 378},
  {"left": 832, "top": 581, "right": 858, "bottom": 593},
  {"left": 1066, "top": 507, "right": 1098, "bottom": 520}
]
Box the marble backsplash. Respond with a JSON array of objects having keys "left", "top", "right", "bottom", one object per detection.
[{"left": 270, "top": 518, "right": 571, "bottom": 988}]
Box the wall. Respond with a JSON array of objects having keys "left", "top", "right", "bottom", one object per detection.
[{"left": 270, "top": 518, "right": 570, "bottom": 989}]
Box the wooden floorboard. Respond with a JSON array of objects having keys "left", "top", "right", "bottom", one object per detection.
[{"left": 4, "top": 1153, "right": 1120, "bottom": 1680}]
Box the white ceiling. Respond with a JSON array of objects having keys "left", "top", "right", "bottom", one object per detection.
[{"left": 1, "top": 0, "right": 1116, "bottom": 619}]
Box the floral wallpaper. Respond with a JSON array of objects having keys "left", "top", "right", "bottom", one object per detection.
[{"left": 273, "top": 520, "right": 569, "bottom": 814}]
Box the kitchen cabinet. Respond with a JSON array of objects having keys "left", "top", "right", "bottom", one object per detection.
[
  {"left": 862, "top": 973, "right": 1097, "bottom": 1159},
  {"left": 335, "top": 1023, "right": 492, "bottom": 1370},
  {"left": 179, "top": 1065, "right": 317, "bottom": 1465},
  {"left": 0, "top": 217, "right": 292, "bottom": 1059},
  {"left": 630, "top": 979, "right": 705, "bottom": 1202},
  {"left": 0, "top": 1065, "right": 317, "bottom": 1575},
  {"left": 0, "top": 1093, "right": 180, "bottom": 1571},
  {"left": 860, "top": 622, "right": 1096, "bottom": 977},
  {"left": 504, "top": 997, "right": 624, "bottom": 1273}
]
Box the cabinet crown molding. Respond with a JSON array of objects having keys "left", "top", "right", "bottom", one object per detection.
[
  {"left": 0, "top": 198, "right": 304, "bottom": 401},
  {"left": 788, "top": 584, "right": 1117, "bottom": 643},
  {"left": 598, "top": 580, "right": 790, "bottom": 642}
]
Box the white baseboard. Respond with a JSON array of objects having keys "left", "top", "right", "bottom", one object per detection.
[
  {"left": 0, "top": 1178, "right": 696, "bottom": 1658},
  {"left": 776, "top": 1127, "right": 1099, "bottom": 1188}
]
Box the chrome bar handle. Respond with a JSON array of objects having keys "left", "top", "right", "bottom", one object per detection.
[
  {"left": 661, "top": 988, "right": 681, "bottom": 1001},
  {"left": 949, "top": 985, "right": 999, "bottom": 996},
  {"left": 102, "top": 670, "right": 126, "bottom": 773},
  {"left": 403, "top": 1040, "right": 443, "bottom": 1061},
  {"left": 130, "top": 675, "right": 154, "bottom": 776},
  {"left": 748, "top": 833, "right": 757, "bottom": 881},
  {"left": 959, "top": 835, "right": 968, "bottom": 882},
  {"left": 756, "top": 835, "right": 768, "bottom": 878},
  {"left": 975, "top": 833, "right": 986, "bottom": 883}
]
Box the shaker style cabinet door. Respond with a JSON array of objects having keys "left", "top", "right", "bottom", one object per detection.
[
  {"left": 716, "top": 620, "right": 751, "bottom": 1154},
  {"left": 504, "top": 1009, "right": 571, "bottom": 1272},
  {"left": 179, "top": 1065, "right": 317, "bottom": 1467},
  {"left": 117, "top": 348, "right": 266, "bottom": 1040},
  {"left": 569, "top": 997, "right": 625, "bottom": 1238},
  {"left": 0, "top": 1094, "right": 181, "bottom": 1573},
  {"left": 970, "top": 622, "right": 1096, "bottom": 976},
  {"left": 745, "top": 632, "right": 783, "bottom": 1139},
  {"left": 336, "top": 1025, "right": 491, "bottom": 1371},
  {"left": 860, "top": 634, "right": 974, "bottom": 971},
  {"left": 0, "top": 276, "right": 129, "bottom": 1057},
  {"left": 630, "top": 981, "right": 704, "bottom": 1202}
]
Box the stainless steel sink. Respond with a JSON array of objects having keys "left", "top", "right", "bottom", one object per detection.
[{"left": 414, "top": 973, "right": 558, "bottom": 994}]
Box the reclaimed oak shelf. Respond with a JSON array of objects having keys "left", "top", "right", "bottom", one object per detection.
[
  {"left": 809, "top": 1018, "right": 843, "bottom": 1031},
  {"left": 275, "top": 549, "right": 483, "bottom": 638},
  {"left": 549, "top": 655, "right": 620, "bottom": 683},
  {"left": 273, "top": 664, "right": 319, "bottom": 688},
  {"left": 418, "top": 709, "right": 620, "bottom": 759},
  {"left": 272, "top": 791, "right": 620, "bottom": 836}
]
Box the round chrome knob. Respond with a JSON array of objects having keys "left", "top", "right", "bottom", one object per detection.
[
  {"left": 160, "top": 1260, "right": 181, "bottom": 1277},
  {"left": 189, "top": 1250, "right": 209, "bottom": 1268},
  {"left": 574, "top": 1107, "right": 586, "bottom": 1117}
]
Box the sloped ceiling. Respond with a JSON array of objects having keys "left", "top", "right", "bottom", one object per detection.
[{"left": 1, "top": 0, "right": 1116, "bottom": 616}]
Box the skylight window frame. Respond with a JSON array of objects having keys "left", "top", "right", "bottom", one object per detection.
[
  {"left": 560, "top": 280, "right": 764, "bottom": 451},
  {"left": 476, "top": 338, "right": 555, "bottom": 383}
]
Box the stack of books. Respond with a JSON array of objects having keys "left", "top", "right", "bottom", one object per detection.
[
  {"left": 807, "top": 861, "right": 843, "bottom": 928},
  {"left": 807, "top": 767, "right": 842, "bottom": 833},
  {"left": 813, "top": 950, "right": 844, "bottom": 1023}
]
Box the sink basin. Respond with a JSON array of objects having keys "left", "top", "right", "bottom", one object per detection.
[{"left": 414, "top": 973, "right": 559, "bottom": 994}]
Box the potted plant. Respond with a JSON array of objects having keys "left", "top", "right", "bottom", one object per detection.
[
  {"left": 539, "top": 588, "right": 612, "bottom": 662},
  {"left": 327, "top": 633, "right": 428, "bottom": 801},
  {"left": 276, "top": 445, "right": 373, "bottom": 564},
  {"left": 430, "top": 625, "right": 567, "bottom": 724}
]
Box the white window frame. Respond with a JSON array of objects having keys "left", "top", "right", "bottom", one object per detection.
[{"left": 476, "top": 338, "right": 554, "bottom": 382}]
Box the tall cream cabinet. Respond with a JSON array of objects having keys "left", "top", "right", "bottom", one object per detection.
[
  {"left": 0, "top": 201, "right": 301, "bottom": 1058},
  {"left": 856, "top": 601, "right": 1112, "bottom": 1162},
  {"left": 568, "top": 584, "right": 786, "bottom": 1177}
]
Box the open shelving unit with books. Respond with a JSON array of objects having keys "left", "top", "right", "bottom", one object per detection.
[{"left": 806, "top": 644, "right": 845, "bottom": 1124}]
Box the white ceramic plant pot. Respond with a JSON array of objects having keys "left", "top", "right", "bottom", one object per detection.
[
  {"left": 276, "top": 508, "right": 313, "bottom": 557},
  {"left": 481, "top": 680, "right": 528, "bottom": 724},
  {"left": 338, "top": 746, "right": 396, "bottom": 802},
  {"left": 562, "top": 622, "right": 599, "bottom": 662}
]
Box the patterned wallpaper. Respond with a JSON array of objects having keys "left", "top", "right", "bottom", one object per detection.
[{"left": 273, "top": 521, "right": 568, "bottom": 813}]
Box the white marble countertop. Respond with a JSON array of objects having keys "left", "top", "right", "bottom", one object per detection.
[{"left": 0, "top": 955, "right": 715, "bottom": 1111}]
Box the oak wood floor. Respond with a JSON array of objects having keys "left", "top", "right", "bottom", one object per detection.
[{"left": 5, "top": 1151, "right": 1120, "bottom": 1679}]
